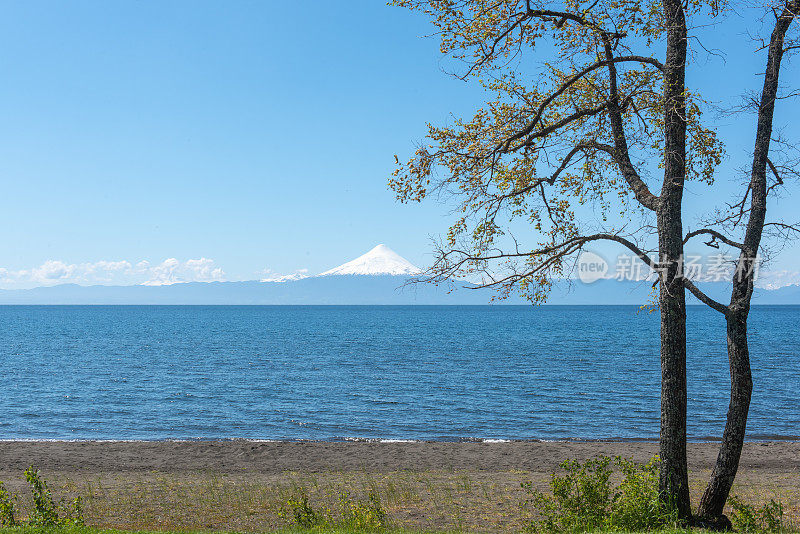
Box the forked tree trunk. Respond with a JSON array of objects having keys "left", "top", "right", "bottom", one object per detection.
[{"left": 697, "top": 0, "right": 798, "bottom": 523}]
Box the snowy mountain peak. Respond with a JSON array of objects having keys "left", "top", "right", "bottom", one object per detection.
[{"left": 318, "top": 244, "right": 421, "bottom": 277}]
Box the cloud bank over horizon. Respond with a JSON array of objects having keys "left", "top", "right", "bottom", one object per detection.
[
  {"left": 0, "top": 258, "right": 228, "bottom": 289},
  {"left": 1, "top": 255, "right": 800, "bottom": 291}
]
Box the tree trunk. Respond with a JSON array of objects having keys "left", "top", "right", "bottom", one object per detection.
[
  {"left": 657, "top": 216, "right": 691, "bottom": 520},
  {"left": 658, "top": 0, "right": 692, "bottom": 520},
  {"left": 697, "top": 306, "right": 752, "bottom": 522}
]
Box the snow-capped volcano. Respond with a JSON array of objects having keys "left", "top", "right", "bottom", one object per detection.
[{"left": 318, "top": 244, "right": 421, "bottom": 277}]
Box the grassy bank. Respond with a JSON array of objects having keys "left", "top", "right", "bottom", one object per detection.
[
  {"left": 0, "top": 528, "right": 454, "bottom": 534},
  {"left": 0, "top": 528, "right": 458, "bottom": 534},
  {"left": 0, "top": 528, "right": 747, "bottom": 534},
  {"left": 0, "top": 467, "right": 796, "bottom": 533}
]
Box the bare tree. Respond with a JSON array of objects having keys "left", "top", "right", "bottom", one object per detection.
[{"left": 391, "top": 0, "right": 798, "bottom": 523}]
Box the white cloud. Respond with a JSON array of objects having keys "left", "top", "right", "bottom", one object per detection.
[
  {"left": 143, "top": 257, "right": 225, "bottom": 286},
  {"left": 90, "top": 260, "right": 132, "bottom": 272},
  {"left": 186, "top": 258, "right": 225, "bottom": 281},
  {"left": 259, "top": 268, "right": 309, "bottom": 283},
  {"left": 755, "top": 270, "right": 800, "bottom": 290},
  {"left": 31, "top": 260, "right": 77, "bottom": 282},
  {"left": 141, "top": 258, "right": 181, "bottom": 286},
  {"left": 0, "top": 258, "right": 227, "bottom": 289}
]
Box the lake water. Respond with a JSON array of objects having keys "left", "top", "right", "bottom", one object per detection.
[{"left": 0, "top": 305, "right": 797, "bottom": 441}]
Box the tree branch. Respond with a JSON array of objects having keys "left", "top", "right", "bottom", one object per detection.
[
  {"left": 600, "top": 34, "right": 661, "bottom": 211},
  {"left": 420, "top": 231, "right": 660, "bottom": 291},
  {"left": 683, "top": 229, "right": 744, "bottom": 249},
  {"left": 585, "top": 141, "right": 661, "bottom": 211},
  {"left": 683, "top": 278, "right": 729, "bottom": 315}
]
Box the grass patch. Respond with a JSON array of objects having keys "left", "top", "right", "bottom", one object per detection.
[
  {"left": 277, "top": 489, "right": 388, "bottom": 530},
  {"left": 0, "top": 465, "right": 794, "bottom": 533},
  {"left": 729, "top": 496, "right": 788, "bottom": 532},
  {"left": 0, "top": 526, "right": 792, "bottom": 534},
  {"left": 0, "top": 527, "right": 450, "bottom": 534}
]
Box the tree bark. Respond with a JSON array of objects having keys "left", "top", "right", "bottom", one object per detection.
[
  {"left": 657, "top": 220, "right": 691, "bottom": 520},
  {"left": 658, "top": 0, "right": 692, "bottom": 520},
  {"left": 697, "top": 307, "right": 752, "bottom": 521}
]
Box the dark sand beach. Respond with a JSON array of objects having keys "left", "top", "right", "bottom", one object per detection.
[
  {"left": 0, "top": 439, "right": 797, "bottom": 474},
  {"left": 0, "top": 440, "right": 796, "bottom": 532}
]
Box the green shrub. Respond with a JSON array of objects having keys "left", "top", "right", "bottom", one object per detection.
[
  {"left": 21, "top": 467, "right": 84, "bottom": 527},
  {"left": 71, "top": 495, "right": 85, "bottom": 527},
  {"left": 523, "top": 456, "right": 679, "bottom": 533},
  {"left": 278, "top": 491, "right": 328, "bottom": 528},
  {"left": 279, "top": 489, "right": 388, "bottom": 530},
  {"left": 26, "top": 467, "right": 60, "bottom": 527},
  {"left": 339, "top": 491, "right": 388, "bottom": 531},
  {"left": 0, "top": 482, "right": 16, "bottom": 526},
  {"left": 729, "top": 495, "right": 786, "bottom": 533},
  {"left": 523, "top": 457, "right": 614, "bottom": 532},
  {"left": 608, "top": 457, "right": 678, "bottom": 531}
]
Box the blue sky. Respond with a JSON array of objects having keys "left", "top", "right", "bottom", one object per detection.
[{"left": 0, "top": 1, "right": 797, "bottom": 288}]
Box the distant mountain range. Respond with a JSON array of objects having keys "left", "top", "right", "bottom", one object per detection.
[{"left": 1, "top": 244, "right": 798, "bottom": 305}]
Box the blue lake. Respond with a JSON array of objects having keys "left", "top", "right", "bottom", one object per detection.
[{"left": 0, "top": 305, "right": 797, "bottom": 441}]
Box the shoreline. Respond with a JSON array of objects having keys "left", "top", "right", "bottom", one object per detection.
[
  {"left": 0, "top": 435, "right": 798, "bottom": 443},
  {"left": 0, "top": 440, "right": 795, "bottom": 531},
  {"left": 0, "top": 439, "right": 797, "bottom": 474}
]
